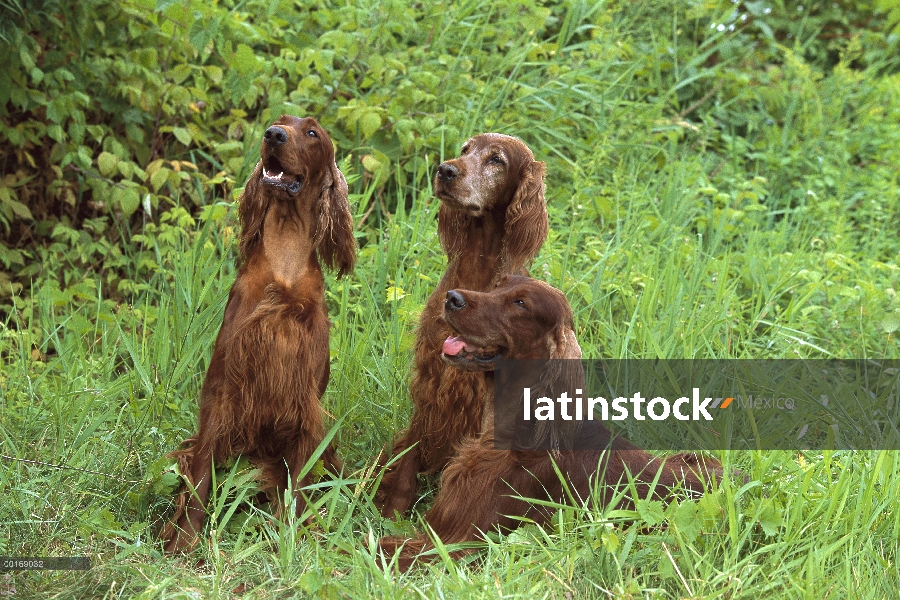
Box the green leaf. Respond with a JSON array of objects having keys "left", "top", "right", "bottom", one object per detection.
[
  {"left": 7, "top": 199, "right": 33, "bottom": 220},
  {"left": 150, "top": 168, "right": 170, "bottom": 192},
  {"left": 698, "top": 489, "right": 723, "bottom": 523},
  {"left": 125, "top": 123, "right": 144, "bottom": 143},
  {"left": 114, "top": 187, "right": 141, "bottom": 216},
  {"left": 600, "top": 528, "right": 619, "bottom": 553},
  {"left": 359, "top": 111, "right": 382, "bottom": 139},
  {"left": 69, "top": 122, "right": 86, "bottom": 145},
  {"left": 636, "top": 499, "right": 665, "bottom": 526},
  {"left": 204, "top": 65, "right": 223, "bottom": 84},
  {"left": 154, "top": 0, "right": 178, "bottom": 11},
  {"left": 657, "top": 552, "right": 675, "bottom": 579},
  {"left": 385, "top": 286, "right": 406, "bottom": 303},
  {"left": 6, "top": 128, "right": 23, "bottom": 146},
  {"left": 171, "top": 64, "right": 192, "bottom": 85},
  {"left": 172, "top": 127, "right": 192, "bottom": 146},
  {"left": 0, "top": 245, "right": 24, "bottom": 268},
  {"left": 76, "top": 145, "right": 92, "bottom": 169},
  {"left": 190, "top": 17, "right": 221, "bottom": 54},
  {"left": 19, "top": 47, "right": 35, "bottom": 70},
  {"left": 755, "top": 498, "right": 781, "bottom": 536},
  {"left": 231, "top": 43, "right": 259, "bottom": 76},
  {"left": 98, "top": 152, "right": 119, "bottom": 177},
  {"left": 151, "top": 470, "right": 181, "bottom": 495},
  {"left": 47, "top": 123, "right": 66, "bottom": 142},
  {"left": 671, "top": 500, "right": 701, "bottom": 541},
  {"left": 882, "top": 313, "right": 900, "bottom": 334},
  {"left": 361, "top": 154, "right": 383, "bottom": 174},
  {"left": 117, "top": 160, "right": 134, "bottom": 179}
]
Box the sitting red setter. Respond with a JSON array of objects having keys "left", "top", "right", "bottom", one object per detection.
[
  {"left": 375, "top": 134, "right": 549, "bottom": 517},
  {"left": 162, "top": 116, "right": 356, "bottom": 553},
  {"left": 378, "top": 276, "right": 723, "bottom": 569}
]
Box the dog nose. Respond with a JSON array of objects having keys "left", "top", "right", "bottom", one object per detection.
[
  {"left": 437, "top": 163, "right": 459, "bottom": 182},
  {"left": 264, "top": 126, "right": 288, "bottom": 146},
  {"left": 445, "top": 290, "right": 467, "bottom": 311}
]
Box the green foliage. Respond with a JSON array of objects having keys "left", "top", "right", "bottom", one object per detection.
[
  {"left": 1, "top": 0, "right": 899, "bottom": 597},
  {"left": 1, "top": 0, "right": 899, "bottom": 302}
]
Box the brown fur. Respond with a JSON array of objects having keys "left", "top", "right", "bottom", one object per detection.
[
  {"left": 378, "top": 276, "right": 723, "bottom": 569},
  {"left": 161, "top": 116, "right": 355, "bottom": 553},
  {"left": 375, "top": 134, "right": 548, "bottom": 517}
]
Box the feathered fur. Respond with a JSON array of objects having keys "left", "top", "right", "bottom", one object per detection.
[
  {"left": 375, "top": 134, "right": 549, "bottom": 517},
  {"left": 378, "top": 276, "right": 723, "bottom": 569},
  {"left": 162, "top": 115, "right": 355, "bottom": 553}
]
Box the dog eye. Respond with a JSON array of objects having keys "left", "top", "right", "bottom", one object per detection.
[
  {"left": 513, "top": 298, "right": 526, "bottom": 307},
  {"left": 307, "top": 130, "right": 318, "bottom": 137},
  {"left": 488, "top": 154, "right": 504, "bottom": 165},
  {"left": 461, "top": 145, "right": 470, "bottom": 154}
]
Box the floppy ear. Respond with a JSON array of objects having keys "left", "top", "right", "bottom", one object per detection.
[
  {"left": 437, "top": 202, "right": 469, "bottom": 259},
  {"left": 239, "top": 162, "right": 266, "bottom": 259},
  {"left": 315, "top": 161, "right": 357, "bottom": 278},
  {"left": 502, "top": 160, "right": 548, "bottom": 271},
  {"left": 549, "top": 326, "right": 582, "bottom": 360},
  {"left": 546, "top": 325, "right": 584, "bottom": 451},
  {"left": 527, "top": 326, "right": 584, "bottom": 452},
  {"left": 542, "top": 325, "right": 584, "bottom": 414}
]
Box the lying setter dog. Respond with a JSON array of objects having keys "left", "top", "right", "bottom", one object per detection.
[
  {"left": 379, "top": 276, "right": 723, "bottom": 569},
  {"left": 162, "top": 116, "right": 356, "bottom": 553},
  {"left": 376, "top": 134, "right": 548, "bottom": 517}
]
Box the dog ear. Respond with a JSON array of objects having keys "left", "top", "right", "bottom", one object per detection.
[
  {"left": 502, "top": 160, "right": 548, "bottom": 271},
  {"left": 437, "top": 202, "right": 469, "bottom": 259},
  {"left": 239, "top": 162, "right": 266, "bottom": 259},
  {"left": 549, "top": 326, "right": 584, "bottom": 451},
  {"left": 315, "top": 161, "right": 357, "bottom": 278},
  {"left": 549, "top": 326, "right": 581, "bottom": 360}
]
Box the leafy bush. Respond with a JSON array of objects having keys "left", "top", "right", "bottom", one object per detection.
[{"left": 2, "top": 0, "right": 899, "bottom": 304}]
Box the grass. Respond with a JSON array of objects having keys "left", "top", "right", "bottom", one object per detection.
[{"left": 2, "top": 2, "right": 900, "bottom": 598}]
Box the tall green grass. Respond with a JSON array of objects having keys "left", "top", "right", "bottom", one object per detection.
[{"left": 2, "top": 2, "right": 899, "bottom": 598}]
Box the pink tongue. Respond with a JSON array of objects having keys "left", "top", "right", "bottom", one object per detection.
[{"left": 442, "top": 336, "right": 467, "bottom": 356}]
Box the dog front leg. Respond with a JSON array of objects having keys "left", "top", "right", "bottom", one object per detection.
[
  {"left": 164, "top": 433, "right": 215, "bottom": 553},
  {"left": 375, "top": 429, "right": 424, "bottom": 518}
]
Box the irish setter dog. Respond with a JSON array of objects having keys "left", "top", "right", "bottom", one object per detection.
[
  {"left": 375, "top": 134, "right": 548, "bottom": 517},
  {"left": 378, "top": 276, "right": 723, "bottom": 569},
  {"left": 162, "top": 116, "right": 356, "bottom": 553}
]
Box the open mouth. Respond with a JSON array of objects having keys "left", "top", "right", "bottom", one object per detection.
[
  {"left": 261, "top": 155, "right": 303, "bottom": 194},
  {"left": 441, "top": 335, "right": 506, "bottom": 370}
]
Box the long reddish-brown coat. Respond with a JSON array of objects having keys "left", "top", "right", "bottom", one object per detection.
[
  {"left": 375, "top": 134, "right": 549, "bottom": 517},
  {"left": 379, "top": 276, "right": 724, "bottom": 569},
  {"left": 162, "top": 116, "right": 355, "bottom": 553}
]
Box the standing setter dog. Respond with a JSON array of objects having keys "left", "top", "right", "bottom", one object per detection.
[
  {"left": 379, "top": 276, "right": 723, "bottom": 569},
  {"left": 162, "top": 116, "right": 356, "bottom": 553},
  {"left": 375, "top": 134, "right": 549, "bottom": 517}
]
